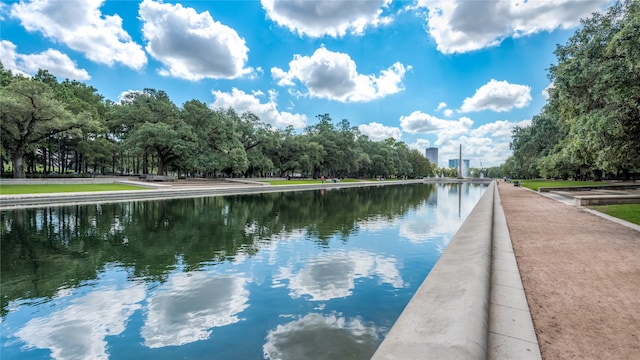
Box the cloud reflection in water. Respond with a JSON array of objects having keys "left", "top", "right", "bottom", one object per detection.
[
  {"left": 263, "top": 313, "right": 380, "bottom": 360},
  {"left": 273, "top": 250, "right": 404, "bottom": 301},
  {"left": 141, "top": 272, "right": 249, "bottom": 348},
  {"left": 14, "top": 285, "right": 145, "bottom": 360},
  {"left": 399, "top": 184, "right": 485, "bottom": 252}
]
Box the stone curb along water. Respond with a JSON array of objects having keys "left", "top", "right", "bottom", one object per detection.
[{"left": 372, "top": 183, "right": 495, "bottom": 360}]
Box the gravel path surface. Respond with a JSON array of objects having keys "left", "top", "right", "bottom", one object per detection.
[{"left": 498, "top": 183, "right": 640, "bottom": 360}]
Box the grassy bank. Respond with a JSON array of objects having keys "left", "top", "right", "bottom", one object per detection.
[
  {"left": 514, "top": 180, "right": 639, "bottom": 225},
  {"left": 588, "top": 204, "right": 640, "bottom": 225},
  {"left": 0, "top": 184, "right": 147, "bottom": 195},
  {"left": 517, "top": 180, "right": 608, "bottom": 191}
]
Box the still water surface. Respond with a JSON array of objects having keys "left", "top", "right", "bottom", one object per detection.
[{"left": 1, "top": 183, "right": 487, "bottom": 360}]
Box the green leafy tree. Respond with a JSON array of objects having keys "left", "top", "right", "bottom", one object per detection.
[
  {"left": 305, "top": 114, "right": 362, "bottom": 178},
  {"left": 0, "top": 77, "right": 81, "bottom": 178},
  {"left": 508, "top": 1, "right": 639, "bottom": 180},
  {"left": 407, "top": 149, "right": 433, "bottom": 178},
  {"left": 239, "top": 112, "right": 274, "bottom": 177},
  {"left": 53, "top": 78, "right": 106, "bottom": 173},
  {"left": 217, "top": 108, "right": 261, "bottom": 177},
  {"left": 510, "top": 106, "right": 566, "bottom": 178},
  {"left": 115, "top": 89, "right": 196, "bottom": 175},
  {"left": 124, "top": 121, "right": 197, "bottom": 175},
  {"left": 181, "top": 100, "right": 239, "bottom": 176},
  {"left": 267, "top": 127, "right": 302, "bottom": 177},
  {"left": 0, "top": 63, "right": 15, "bottom": 87}
]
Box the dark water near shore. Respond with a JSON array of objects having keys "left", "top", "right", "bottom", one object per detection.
[{"left": 0, "top": 183, "right": 487, "bottom": 360}]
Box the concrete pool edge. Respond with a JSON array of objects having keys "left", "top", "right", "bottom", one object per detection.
[{"left": 371, "top": 182, "right": 541, "bottom": 360}]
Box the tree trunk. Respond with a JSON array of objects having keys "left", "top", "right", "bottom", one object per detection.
[
  {"left": 57, "top": 138, "right": 62, "bottom": 174},
  {"left": 142, "top": 152, "right": 149, "bottom": 175},
  {"left": 12, "top": 149, "right": 26, "bottom": 178},
  {"left": 157, "top": 156, "right": 166, "bottom": 176},
  {"left": 42, "top": 147, "right": 47, "bottom": 174},
  {"left": 47, "top": 148, "right": 52, "bottom": 173}
]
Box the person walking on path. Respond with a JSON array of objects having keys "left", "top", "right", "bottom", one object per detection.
[{"left": 498, "top": 184, "right": 640, "bottom": 359}]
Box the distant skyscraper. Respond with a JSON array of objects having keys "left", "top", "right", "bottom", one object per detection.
[
  {"left": 448, "top": 159, "right": 470, "bottom": 177},
  {"left": 425, "top": 147, "right": 438, "bottom": 166}
]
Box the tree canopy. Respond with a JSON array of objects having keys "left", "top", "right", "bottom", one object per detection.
[{"left": 507, "top": 0, "right": 640, "bottom": 180}]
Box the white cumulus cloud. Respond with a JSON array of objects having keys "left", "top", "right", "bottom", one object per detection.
[
  {"left": 10, "top": 0, "right": 146, "bottom": 69},
  {"left": 211, "top": 88, "right": 307, "bottom": 129},
  {"left": 435, "top": 118, "right": 532, "bottom": 167},
  {"left": 435, "top": 101, "right": 454, "bottom": 117},
  {"left": 407, "top": 138, "right": 432, "bottom": 153},
  {"left": 271, "top": 46, "right": 409, "bottom": 102},
  {"left": 416, "top": 0, "right": 608, "bottom": 54},
  {"left": 358, "top": 122, "right": 402, "bottom": 141},
  {"left": 400, "top": 111, "right": 473, "bottom": 146},
  {"left": 471, "top": 119, "right": 531, "bottom": 139},
  {"left": 460, "top": 79, "right": 532, "bottom": 113},
  {"left": 400, "top": 111, "right": 532, "bottom": 166},
  {"left": 0, "top": 40, "right": 90, "bottom": 80},
  {"left": 261, "top": 0, "right": 393, "bottom": 37},
  {"left": 440, "top": 135, "right": 504, "bottom": 168},
  {"left": 139, "top": 0, "right": 252, "bottom": 81}
]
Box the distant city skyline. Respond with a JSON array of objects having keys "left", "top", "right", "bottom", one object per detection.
[
  {"left": 448, "top": 159, "right": 470, "bottom": 167},
  {"left": 449, "top": 159, "right": 470, "bottom": 177}
]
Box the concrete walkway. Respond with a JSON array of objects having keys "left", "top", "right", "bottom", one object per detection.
[
  {"left": 498, "top": 183, "right": 640, "bottom": 359},
  {"left": 488, "top": 188, "right": 540, "bottom": 359}
]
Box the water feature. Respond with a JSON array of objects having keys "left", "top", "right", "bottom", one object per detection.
[{"left": 0, "top": 183, "right": 487, "bottom": 360}]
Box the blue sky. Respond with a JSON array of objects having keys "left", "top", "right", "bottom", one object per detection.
[{"left": 0, "top": 0, "right": 610, "bottom": 167}]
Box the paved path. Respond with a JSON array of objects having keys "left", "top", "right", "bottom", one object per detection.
[
  {"left": 497, "top": 183, "right": 640, "bottom": 360},
  {"left": 489, "top": 186, "right": 540, "bottom": 360}
]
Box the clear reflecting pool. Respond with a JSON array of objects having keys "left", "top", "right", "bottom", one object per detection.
[{"left": 0, "top": 182, "right": 487, "bottom": 360}]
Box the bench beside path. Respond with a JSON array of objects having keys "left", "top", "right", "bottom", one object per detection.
[{"left": 498, "top": 183, "right": 640, "bottom": 359}]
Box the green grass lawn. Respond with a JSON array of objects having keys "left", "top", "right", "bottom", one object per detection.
[
  {"left": 588, "top": 204, "right": 640, "bottom": 225},
  {"left": 517, "top": 179, "right": 608, "bottom": 191},
  {"left": 263, "top": 179, "right": 362, "bottom": 185},
  {"left": 0, "top": 183, "right": 147, "bottom": 195},
  {"left": 515, "top": 180, "right": 639, "bottom": 225}
]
